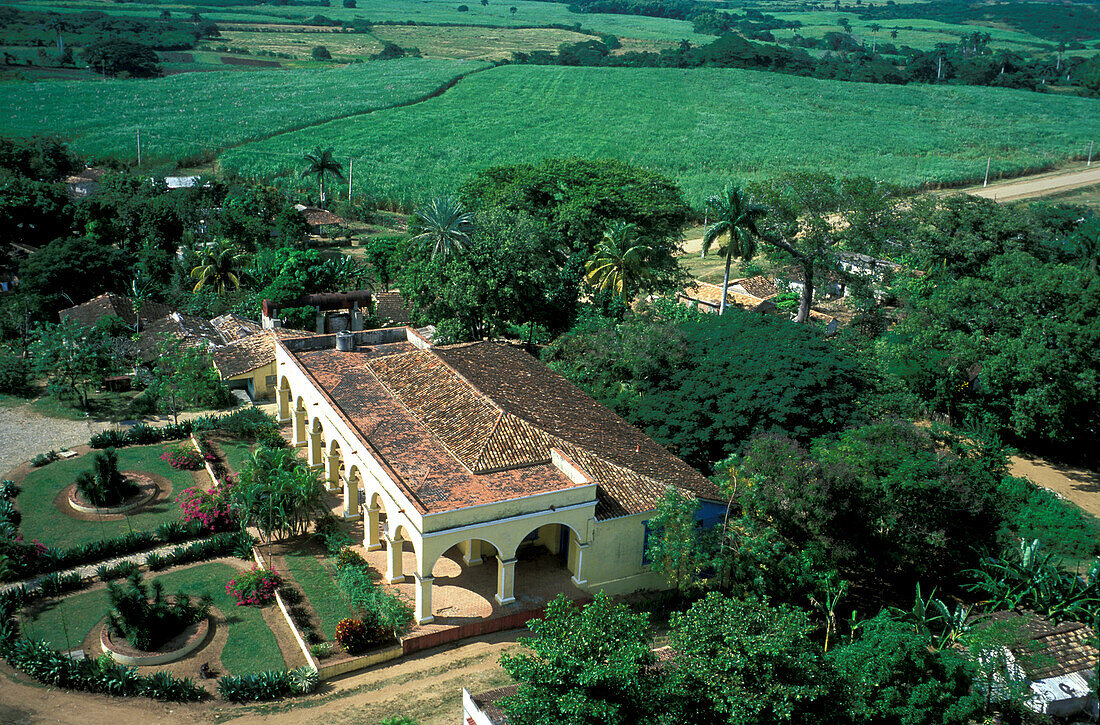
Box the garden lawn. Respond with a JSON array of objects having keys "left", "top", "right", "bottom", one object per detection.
[
  {"left": 20, "top": 562, "right": 286, "bottom": 674},
  {"left": 219, "top": 440, "right": 255, "bottom": 477},
  {"left": 0, "top": 57, "right": 485, "bottom": 166},
  {"left": 283, "top": 548, "right": 355, "bottom": 639},
  {"left": 18, "top": 443, "right": 194, "bottom": 549},
  {"left": 219, "top": 64, "right": 1100, "bottom": 208}
]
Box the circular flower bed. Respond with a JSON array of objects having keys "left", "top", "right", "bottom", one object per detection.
[
  {"left": 226, "top": 567, "right": 281, "bottom": 606},
  {"left": 101, "top": 615, "right": 210, "bottom": 666},
  {"left": 68, "top": 472, "right": 157, "bottom": 514}
]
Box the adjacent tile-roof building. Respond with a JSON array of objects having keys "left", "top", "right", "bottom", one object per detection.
[
  {"left": 137, "top": 312, "right": 225, "bottom": 362},
  {"left": 677, "top": 281, "right": 777, "bottom": 315},
  {"left": 59, "top": 293, "right": 175, "bottom": 330},
  {"left": 210, "top": 312, "right": 263, "bottom": 343},
  {"left": 374, "top": 290, "right": 413, "bottom": 326}
]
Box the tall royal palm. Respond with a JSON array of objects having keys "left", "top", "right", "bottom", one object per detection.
[
  {"left": 300, "top": 147, "right": 345, "bottom": 208},
  {"left": 584, "top": 221, "right": 654, "bottom": 301},
  {"left": 409, "top": 196, "right": 474, "bottom": 262},
  {"left": 190, "top": 242, "right": 243, "bottom": 295},
  {"left": 702, "top": 185, "right": 766, "bottom": 315}
]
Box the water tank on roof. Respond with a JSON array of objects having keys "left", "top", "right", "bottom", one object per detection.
[{"left": 336, "top": 331, "right": 355, "bottom": 352}]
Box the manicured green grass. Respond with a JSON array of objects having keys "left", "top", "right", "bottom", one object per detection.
[
  {"left": 0, "top": 58, "right": 486, "bottom": 166},
  {"left": 219, "top": 440, "right": 255, "bottom": 476},
  {"left": 18, "top": 443, "right": 195, "bottom": 549},
  {"left": 220, "top": 64, "right": 1100, "bottom": 208},
  {"left": 21, "top": 562, "right": 287, "bottom": 674},
  {"left": 283, "top": 548, "right": 354, "bottom": 639}
]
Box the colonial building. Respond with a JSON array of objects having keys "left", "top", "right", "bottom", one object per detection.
[{"left": 274, "top": 327, "right": 722, "bottom": 625}]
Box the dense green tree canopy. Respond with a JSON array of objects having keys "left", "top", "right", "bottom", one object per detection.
[
  {"left": 666, "top": 594, "right": 839, "bottom": 725},
  {"left": 500, "top": 593, "right": 658, "bottom": 725},
  {"left": 545, "top": 304, "right": 870, "bottom": 471},
  {"left": 829, "top": 613, "right": 983, "bottom": 725},
  {"left": 401, "top": 208, "right": 558, "bottom": 341}
]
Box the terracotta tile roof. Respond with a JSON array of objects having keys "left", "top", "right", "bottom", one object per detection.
[
  {"left": 735, "top": 275, "right": 779, "bottom": 299},
  {"left": 986, "top": 610, "right": 1099, "bottom": 680},
  {"left": 212, "top": 331, "right": 277, "bottom": 378},
  {"left": 294, "top": 204, "right": 345, "bottom": 226},
  {"left": 288, "top": 342, "right": 577, "bottom": 515},
  {"left": 284, "top": 339, "right": 719, "bottom": 518},
  {"left": 471, "top": 685, "right": 518, "bottom": 725},
  {"left": 137, "top": 312, "right": 223, "bottom": 362},
  {"left": 210, "top": 313, "right": 263, "bottom": 343},
  {"left": 59, "top": 293, "right": 174, "bottom": 329},
  {"left": 375, "top": 290, "right": 413, "bottom": 326},
  {"left": 678, "top": 282, "right": 776, "bottom": 314}
]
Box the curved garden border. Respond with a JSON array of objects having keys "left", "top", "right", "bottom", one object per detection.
[
  {"left": 67, "top": 473, "right": 158, "bottom": 515},
  {"left": 55, "top": 471, "right": 174, "bottom": 521},
  {"left": 100, "top": 615, "right": 212, "bottom": 666}
]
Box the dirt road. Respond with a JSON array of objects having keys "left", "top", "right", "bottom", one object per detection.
[
  {"left": 1010, "top": 455, "right": 1100, "bottom": 519},
  {"left": 0, "top": 630, "right": 520, "bottom": 725},
  {"left": 962, "top": 164, "right": 1100, "bottom": 203}
]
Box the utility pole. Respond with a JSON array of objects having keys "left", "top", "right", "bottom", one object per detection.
[
  {"left": 700, "top": 212, "right": 707, "bottom": 259},
  {"left": 937, "top": 55, "right": 942, "bottom": 81},
  {"left": 983, "top": 156, "right": 991, "bottom": 187},
  {"left": 1089, "top": 141, "right": 1094, "bottom": 167},
  {"left": 348, "top": 158, "right": 353, "bottom": 201},
  {"left": 136, "top": 128, "right": 141, "bottom": 166}
]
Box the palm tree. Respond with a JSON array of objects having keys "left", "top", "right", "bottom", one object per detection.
[
  {"left": 869, "top": 23, "right": 881, "bottom": 53},
  {"left": 190, "top": 242, "right": 243, "bottom": 294},
  {"left": 300, "top": 147, "right": 345, "bottom": 208},
  {"left": 46, "top": 16, "right": 68, "bottom": 53},
  {"left": 409, "top": 196, "right": 474, "bottom": 261},
  {"left": 584, "top": 221, "right": 655, "bottom": 301},
  {"left": 702, "top": 185, "right": 766, "bottom": 315}
]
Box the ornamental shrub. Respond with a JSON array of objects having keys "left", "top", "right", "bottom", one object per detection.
[
  {"left": 226, "top": 567, "right": 281, "bottom": 606},
  {"left": 176, "top": 479, "right": 235, "bottom": 531},
  {"left": 75, "top": 448, "right": 138, "bottom": 507},
  {"left": 160, "top": 444, "right": 208, "bottom": 471},
  {"left": 217, "top": 666, "right": 316, "bottom": 702},
  {"left": 107, "top": 571, "right": 212, "bottom": 651},
  {"left": 334, "top": 617, "right": 370, "bottom": 653},
  {"left": 31, "top": 450, "right": 60, "bottom": 467}
]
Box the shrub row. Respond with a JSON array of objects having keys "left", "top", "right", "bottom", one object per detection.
[
  {"left": 89, "top": 408, "right": 280, "bottom": 450},
  {"left": 4, "top": 638, "right": 207, "bottom": 701},
  {"left": 217, "top": 666, "right": 318, "bottom": 702},
  {"left": 3, "top": 520, "right": 214, "bottom": 582},
  {"left": 145, "top": 531, "right": 255, "bottom": 572},
  {"left": 31, "top": 450, "right": 60, "bottom": 467},
  {"left": 0, "top": 589, "right": 205, "bottom": 702}
]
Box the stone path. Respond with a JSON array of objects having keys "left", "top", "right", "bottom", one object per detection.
[{"left": 0, "top": 540, "right": 190, "bottom": 596}]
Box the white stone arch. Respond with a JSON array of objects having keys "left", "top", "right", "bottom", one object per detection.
[
  {"left": 308, "top": 416, "right": 326, "bottom": 468},
  {"left": 506, "top": 521, "right": 589, "bottom": 592},
  {"left": 277, "top": 376, "right": 293, "bottom": 422},
  {"left": 292, "top": 395, "right": 308, "bottom": 446}
]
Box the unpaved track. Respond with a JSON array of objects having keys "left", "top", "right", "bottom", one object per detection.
[
  {"left": 962, "top": 165, "right": 1100, "bottom": 202},
  {"left": 1010, "top": 455, "right": 1100, "bottom": 519},
  {"left": 0, "top": 630, "right": 520, "bottom": 725}
]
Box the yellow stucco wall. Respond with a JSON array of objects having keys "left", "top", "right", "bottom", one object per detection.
[{"left": 224, "top": 361, "right": 277, "bottom": 400}]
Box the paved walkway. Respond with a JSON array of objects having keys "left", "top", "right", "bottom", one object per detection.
[
  {"left": 0, "top": 403, "right": 111, "bottom": 478},
  {"left": 0, "top": 540, "right": 194, "bottom": 595}
]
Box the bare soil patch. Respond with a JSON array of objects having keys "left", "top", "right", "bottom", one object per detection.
[{"left": 1010, "top": 454, "right": 1100, "bottom": 519}]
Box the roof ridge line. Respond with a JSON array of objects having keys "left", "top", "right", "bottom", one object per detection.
[
  {"left": 468, "top": 410, "right": 510, "bottom": 474},
  {"left": 366, "top": 349, "right": 495, "bottom": 475}
]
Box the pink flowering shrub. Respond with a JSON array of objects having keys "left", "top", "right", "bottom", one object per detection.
[
  {"left": 160, "top": 444, "right": 211, "bottom": 471},
  {"left": 176, "top": 479, "right": 235, "bottom": 532},
  {"left": 226, "top": 567, "right": 281, "bottom": 606}
]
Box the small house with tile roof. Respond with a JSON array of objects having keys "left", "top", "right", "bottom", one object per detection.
[
  {"left": 59, "top": 293, "right": 175, "bottom": 331},
  {"left": 275, "top": 328, "right": 724, "bottom": 626},
  {"left": 676, "top": 281, "right": 778, "bottom": 316},
  {"left": 978, "top": 610, "right": 1099, "bottom": 719}
]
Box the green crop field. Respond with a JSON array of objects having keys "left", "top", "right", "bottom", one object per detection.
[
  {"left": 7, "top": 0, "right": 713, "bottom": 43},
  {"left": 0, "top": 57, "right": 485, "bottom": 165},
  {"left": 218, "top": 64, "right": 1100, "bottom": 208}
]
